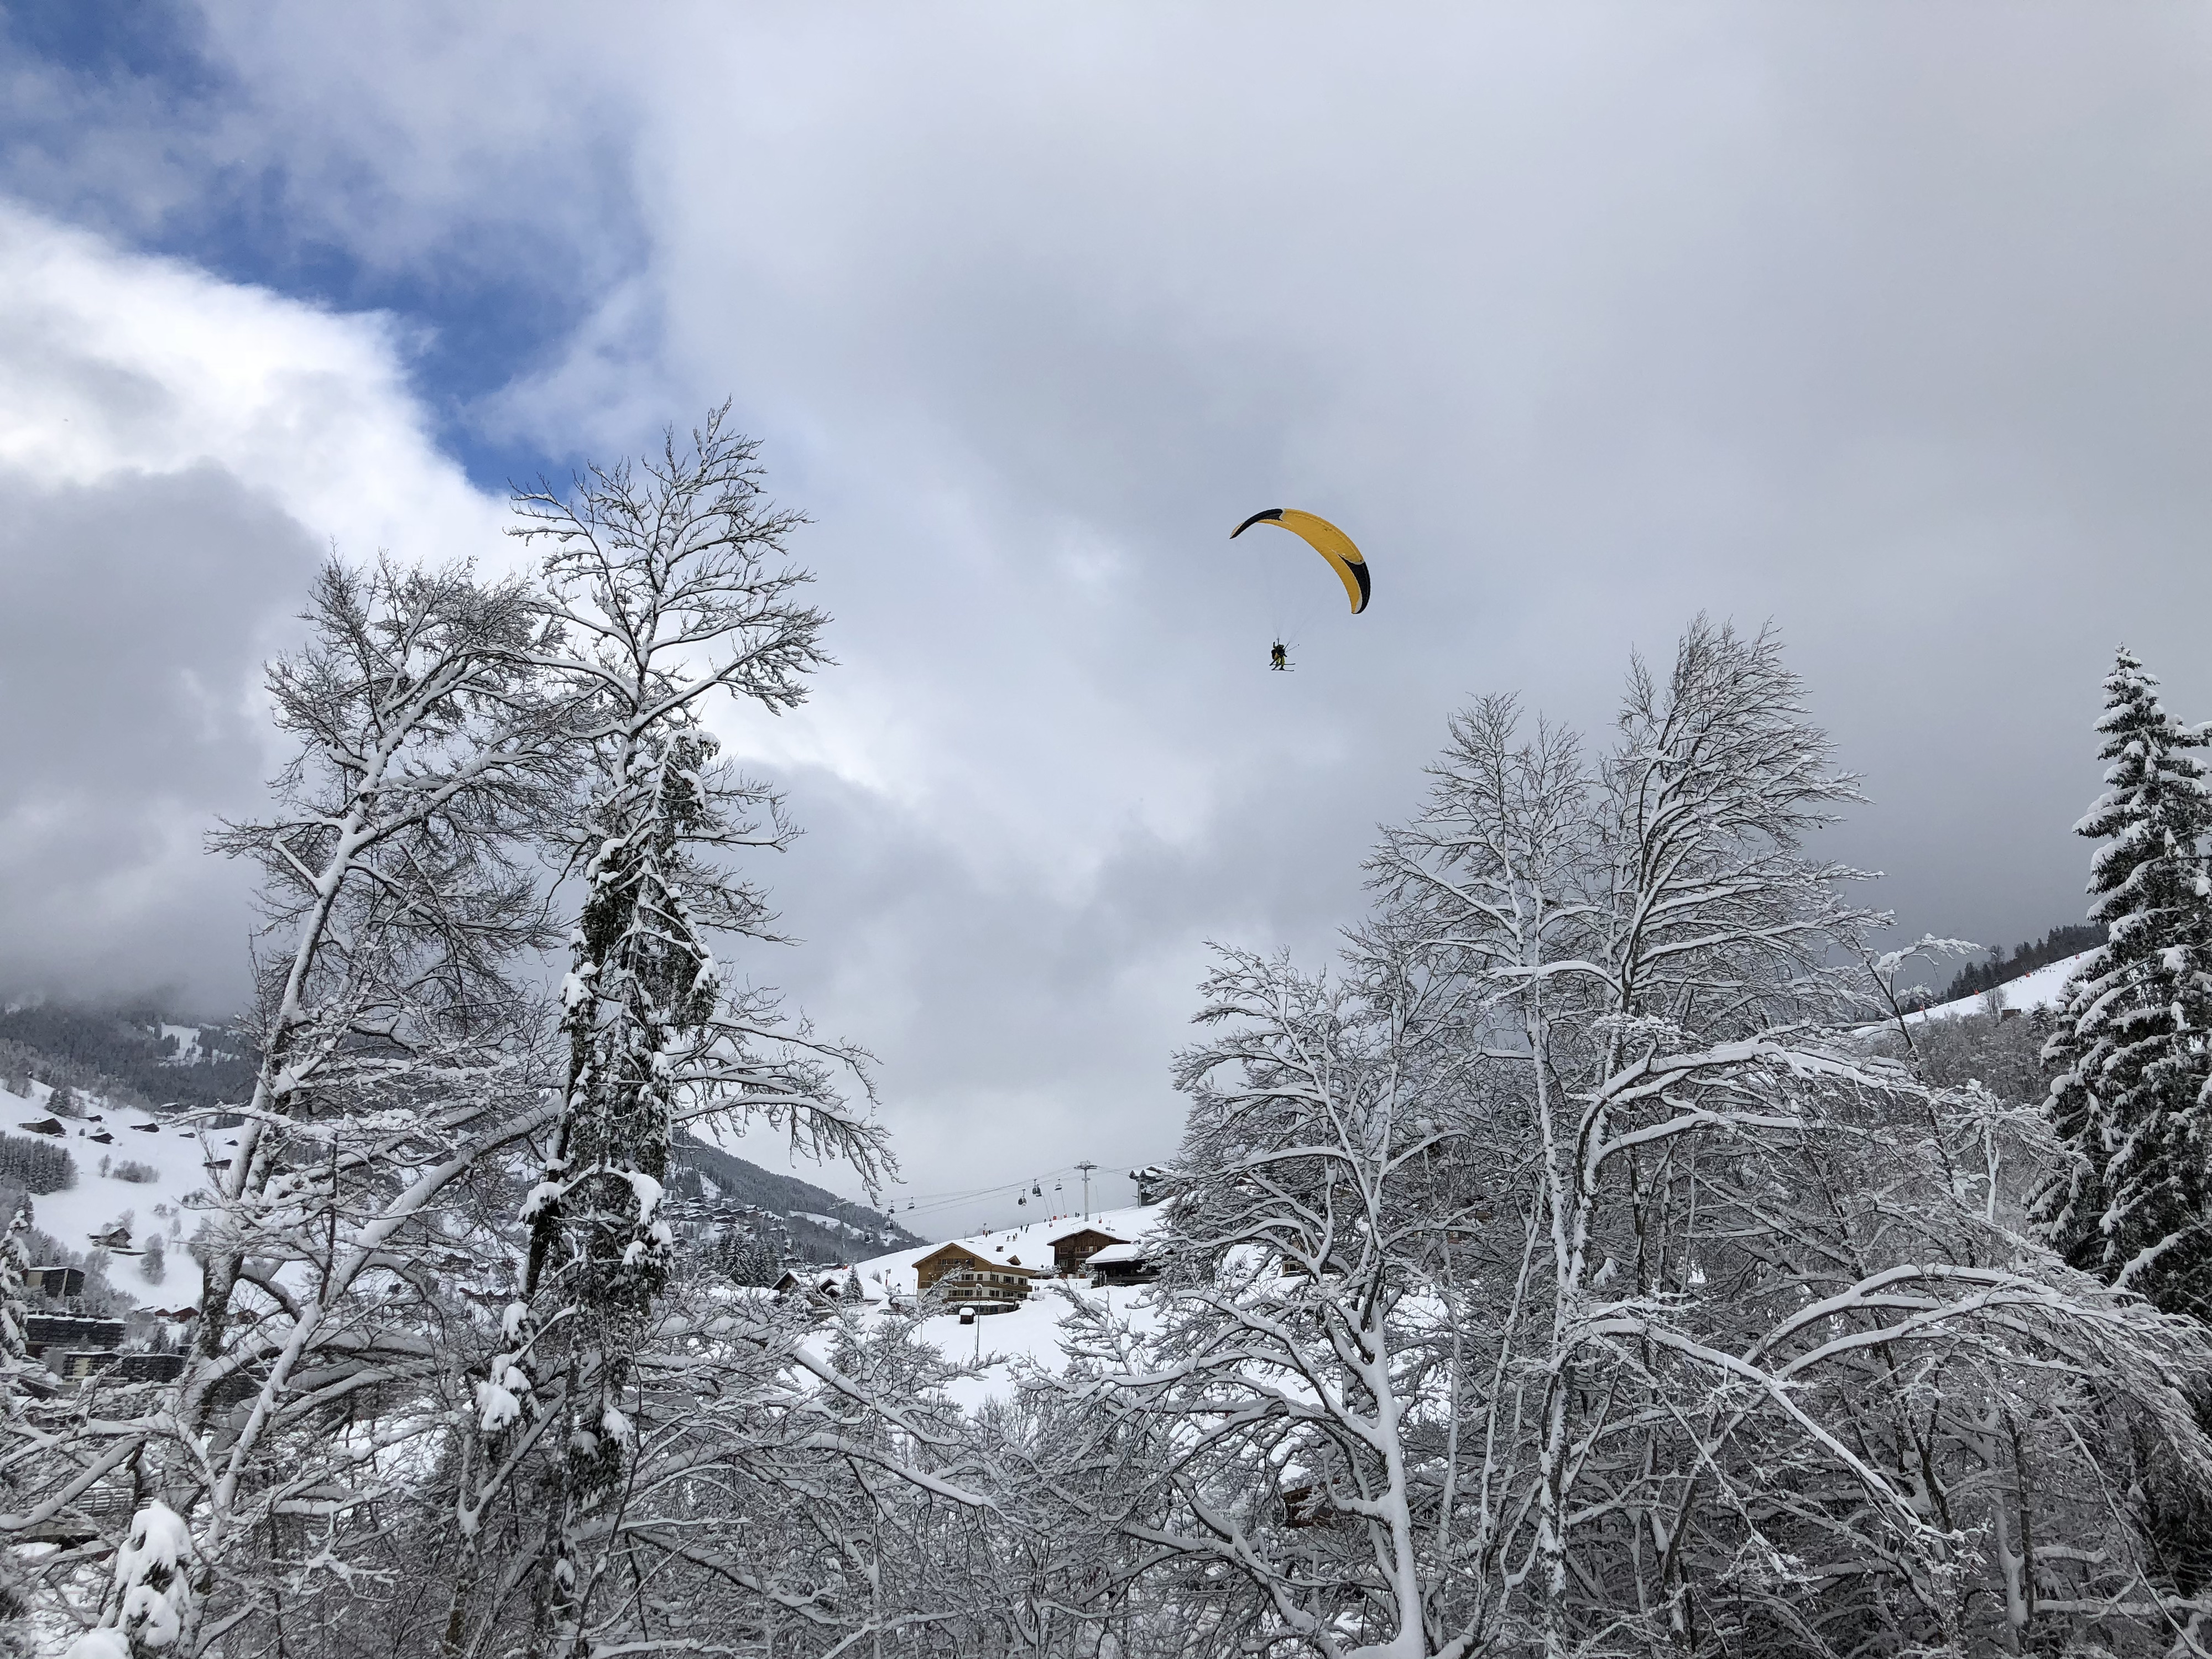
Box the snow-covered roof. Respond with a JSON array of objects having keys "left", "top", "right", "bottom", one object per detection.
[
  {"left": 776, "top": 1266, "right": 852, "bottom": 1291},
  {"left": 1086, "top": 1241, "right": 1147, "bottom": 1265},
  {"left": 1045, "top": 1222, "right": 1128, "bottom": 1246}
]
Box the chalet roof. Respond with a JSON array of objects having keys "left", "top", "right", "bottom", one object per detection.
[
  {"left": 1046, "top": 1224, "right": 1129, "bottom": 1248},
  {"left": 1086, "top": 1242, "right": 1148, "bottom": 1265},
  {"left": 774, "top": 1267, "right": 855, "bottom": 1296},
  {"left": 914, "top": 1240, "right": 1042, "bottom": 1275}
]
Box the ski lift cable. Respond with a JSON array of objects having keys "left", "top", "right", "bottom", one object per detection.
[
  {"left": 890, "top": 1162, "right": 1099, "bottom": 1209},
  {"left": 894, "top": 1154, "right": 1174, "bottom": 1206},
  {"left": 885, "top": 1159, "right": 1177, "bottom": 1229}
]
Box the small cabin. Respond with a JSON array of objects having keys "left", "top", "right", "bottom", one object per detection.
[
  {"left": 774, "top": 1266, "right": 850, "bottom": 1299},
  {"left": 912, "top": 1242, "right": 1041, "bottom": 1306},
  {"left": 1047, "top": 1225, "right": 1128, "bottom": 1277},
  {"left": 1086, "top": 1242, "right": 1159, "bottom": 1286},
  {"left": 771, "top": 1267, "right": 873, "bottom": 1321}
]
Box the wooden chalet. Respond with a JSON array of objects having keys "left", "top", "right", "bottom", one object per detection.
[
  {"left": 768, "top": 1266, "right": 869, "bottom": 1324},
  {"left": 912, "top": 1241, "right": 1041, "bottom": 1306},
  {"left": 1047, "top": 1225, "right": 1128, "bottom": 1277}
]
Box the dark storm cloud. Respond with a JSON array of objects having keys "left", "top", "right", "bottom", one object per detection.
[
  {"left": 4, "top": 3, "right": 2208, "bottom": 1223},
  {"left": 0, "top": 464, "right": 314, "bottom": 1003}
]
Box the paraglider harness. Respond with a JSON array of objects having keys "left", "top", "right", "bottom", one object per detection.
[{"left": 1269, "top": 640, "right": 1290, "bottom": 672}]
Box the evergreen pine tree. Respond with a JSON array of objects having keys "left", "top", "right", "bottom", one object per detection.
[
  {"left": 2036, "top": 646, "right": 2212, "bottom": 1318},
  {"left": 0, "top": 1203, "right": 28, "bottom": 1365}
]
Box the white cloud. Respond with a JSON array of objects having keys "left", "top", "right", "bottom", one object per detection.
[
  {"left": 0, "top": 199, "right": 507, "bottom": 1001},
  {"left": 0, "top": 199, "right": 504, "bottom": 565}
]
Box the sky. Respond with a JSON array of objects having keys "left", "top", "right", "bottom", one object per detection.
[{"left": 2, "top": 2, "right": 2207, "bottom": 1230}]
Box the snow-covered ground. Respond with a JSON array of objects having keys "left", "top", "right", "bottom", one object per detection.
[
  {"left": 1903, "top": 950, "right": 2096, "bottom": 1025},
  {"left": 793, "top": 1209, "right": 880, "bottom": 1240},
  {"left": 7, "top": 1084, "right": 1171, "bottom": 1410},
  {"left": 3, "top": 1082, "right": 219, "bottom": 1307},
  {"left": 826, "top": 1205, "right": 1168, "bottom": 1412}
]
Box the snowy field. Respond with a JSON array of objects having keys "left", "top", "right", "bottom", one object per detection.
[
  {"left": 3, "top": 1081, "right": 223, "bottom": 1308},
  {"left": 1902, "top": 950, "right": 2095, "bottom": 1025},
  {"left": 829, "top": 1205, "right": 1167, "bottom": 1411}
]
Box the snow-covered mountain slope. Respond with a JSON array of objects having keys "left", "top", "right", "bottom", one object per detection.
[
  {"left": 8, "top": 1078, "right": 1168, "bottom": 1410},
  {"left": 3, "top": 1082, "right": 223, "bottom": 1307},
  {"left": 820, "top": 1206, "right": 1168, "bottom": 1412},
  {"left": 1903, "top": 950, "right": 2096, "bottom": 1025},
  {"left": 849, "top": 1204, "right": 1161, "bottom": 1296},
  {"left": 675, "top": 1131, "right": 922, "bottom": 1254},
  {"left": 0, "top": 1001, "right": 257, "bottom": 1110}
]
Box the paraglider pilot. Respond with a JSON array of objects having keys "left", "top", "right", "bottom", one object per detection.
[{"left": 1270, "top": 640, "right": 1288, "bottom": 672}]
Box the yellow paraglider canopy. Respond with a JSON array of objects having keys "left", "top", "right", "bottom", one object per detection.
[{"left": 1230, "top": 508, "right": 1370, "bottom": 614}]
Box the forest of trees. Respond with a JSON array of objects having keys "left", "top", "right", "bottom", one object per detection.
[
  {"left": 1932, "top": 921, "right": 2107, "bottom": 1006},
  {"left": 6, "top": 420, "right": 2211, "bottom": 1658},
  {"left": 0, "top": 1009, "right": 256, "bottom": 1117}
]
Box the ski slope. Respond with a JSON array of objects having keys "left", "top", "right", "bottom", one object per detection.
[{"left": 1902, "top": 950, "right": 2095, "bottom": 1025}]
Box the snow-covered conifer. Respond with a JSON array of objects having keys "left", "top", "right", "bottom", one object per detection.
[
  {"left": 0, "top": 1205, "right": 26, "bottom": 1366},
  {"left": 2037, "top": 646, "right": 2212, "bottom": 1317},
  {"left": 723, "top": 1227, "right": 784, "bottom": 1288},
  {"left": 457, "top": 411, "right": 885, "bottom": 1655}
]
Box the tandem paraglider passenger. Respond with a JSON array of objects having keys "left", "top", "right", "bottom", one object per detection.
[{"left": 1233, "top": 507, "right": 1370, "bottom": 672}]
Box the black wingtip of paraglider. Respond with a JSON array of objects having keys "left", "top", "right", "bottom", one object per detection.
[
  {"left": 1230, "top": 508, "right": 1285, "bottom": 539},
  {"left": 1351, "top": 560, "right": 1371, "bottom": 613}
]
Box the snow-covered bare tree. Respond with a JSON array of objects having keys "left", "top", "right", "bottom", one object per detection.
[
  {"left": 1048, "top": 947, "right": 1512, "bottom": 1659},
  {"left": 1358, "top": 621, "right": 2212, "bottom": 1655},
  {"left": 446, "top": 411, "right": 889, "bottom": 1656},
  {"left": 435, "top": 1252, "right": 997, "bottom": 1658},
  {"left": 0, "top": 1206, "right": 32, "bottom": 1659},
  {"left": 8, "top": 557, "right": 571, "bottom": 1657},
  {"left": 1057, "top": 620, "right": 2212, "bottom": 1658},
  {"left": 2036, "top": 646, "right": 2212, "bottom": 1320}
]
